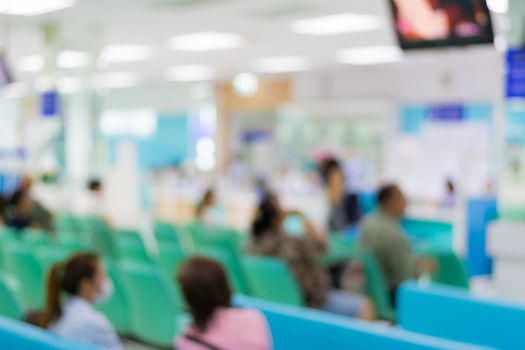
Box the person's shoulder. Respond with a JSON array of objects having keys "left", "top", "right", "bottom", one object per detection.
[{"left": 220, "top": 307, "right": 267, "bottom": 326}]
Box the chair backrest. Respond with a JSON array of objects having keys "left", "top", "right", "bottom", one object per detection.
[
  {"left": 119, "top": 260, "right": 184, "bottom": 347},
  {"left": 154, "top": 221, "right": 183, "bottom": 250},
  {"left": 82, "top": 217, "right": 117, "bottom": 258},
  {"left": 3, "top": 241, "right": 44, "bottom": 310},
  {"left": 398, "top": 282, "right": 525, "bottom": 350},
  {"left": 97, "top": 259, "right": 131, "bottom": 335},
  {"left": 35, "top": 246, "right": 70, "bottom": 276},
  {"left": 424, "top": 249, "right": 469, "bottom": 288},
  {"left": 241, "top": 255, "right": 303, "bottom": 307},
  {"left": 22, "top": 229, "right": 52, "bottom": 248},
  {"left": 0, "top": 316, "right": 97, "bottom": 350},
  {"left": 198, "top": 248, "right": 248, "bottom": 294},
  {"left": 0, "top": 272, "right": 24, "bottom": 320},
  {"left": 54, "top": 212, "right": 82, "bottom": 233},
  {"left": 235, "top": 295, "right": 493, "bottom": 350},
  {"left": 157, "top": 243, "right": 187, "bottom": 280},
  {"left": 114, "top": 230, "right": 151, "bottom": 262}
]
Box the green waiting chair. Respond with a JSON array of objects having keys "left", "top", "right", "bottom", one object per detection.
[
  {"left": 0, "top": 228, "right": 18, "bottom": 270},
  {"left": 419, "top": 249, "right": 469, "bottom": 288},
  {"left": 346, "top": 249, "right": 396, "bottom": 322},
  {"left": 198, "top": 248, "right": 248, "bottom": 294},
  {"left": 54, "top": 212, "right": 83, "bottom": 232},
  {"left": 57, "top": 230, "right": 92, "bottom": 253},
  {"left": 119, "top": 260, "right": 186, "bottom": 347},
  {"left": 114, "top": 230, "right": 151, "bottom": 263},
  {"left": 0, "top": 272, "right": 24, "bottom": 320},
  {"left": 3, "top": 241, "right": 45, "bottom": 310},
  {"left": 241, "top": 256, "right": 303, "bottom": 307},
  {"left": 97, "top": 260, "right": 131, "bottom": 335},
  {"left": 35, "top": 246, "right": 70, "bottom": 273},
  {"left": 82, "top": 217, "right": 117, "bottom": 258},
  {"left": 157, "top": 243, "right": 187, "bottom": 281},
  {"left": 21, "top": 229, "right": 52, "bottom": 248},
  {"left": 154, "top": 221, "right": 185, "bottom": 251}
]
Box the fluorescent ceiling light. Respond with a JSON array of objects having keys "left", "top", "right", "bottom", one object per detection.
[
  {"left": 57, "top": 50, "right": 92, "bottom": 69},
  {"left": 0, "top": 0, "right": 76, "bottom": 16},
  {"left": 337, "top": 46, "right": 403, "bottom": 65},
  {"left": 99, "top": 44, "right": 154, "bottom": 64},
  {"left": 2, "top": 83, "right": 30, "bottom": 98},
  {"left": 487, "top": 0, "right": 508, "bottom": 14},
  {"left": 254, "top": 56, "right": 312, "bottom": 73},
  {"left": 166, "top": 65, "right": 216, "bottom": 82},
  {"left": 100, "top": 109, "right": 157, "bottom": 137},
  {"left": 291, "top": 13, "right": 381, "bottom": 36},
  {"left": 168, "top": 32, "right": 243, "bottom": 52},
  {"left": 93, "top": 72, "right": 141, "bottom": 89},
  {"left": 233, "top": 73, "right": 259, "bottom": 97},
  {"left": 18, "top": 55, "right": 44, "bottom": 72},
  {"left": 58, "top": 77, "right": 86, "bottom": 94}
]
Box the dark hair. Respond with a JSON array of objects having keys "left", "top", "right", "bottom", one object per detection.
[
  {"left": 446, "top": 179, "right": 455, "bottom": 193},
  {"left": 318, "top": 158, "right": 342, "bottom": 185},
  {"left": 9, "top": 189, "right": 28, "bottom": 208},
  {"left": 88, "top": 179, "right": 102, "bottom": 192},
  {"left": 39, "top": 252, "right": 100, "bottom": 328},
  {"left": 251, "top": 192, "right": 280, "bottom": 239},
  {"left": 196, "top": 188, "right": 215, "bottom": 218},
  {"left": 177, "top": 256, "right": 232, "bottom": 333},
  {"left": 377, "top": 184, "right": 399, "bottom": 206}
]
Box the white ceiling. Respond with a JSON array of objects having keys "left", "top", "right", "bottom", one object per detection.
[{"left": 0, "top": 0, "right": 502, "bottom": 86}]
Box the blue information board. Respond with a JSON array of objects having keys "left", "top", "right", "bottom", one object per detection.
[
  {"left": 506, "top": 48, "right": 525, "bottom": 99},
  {"left": 41, "top": 91, "right": 59, "bottom": 117}
]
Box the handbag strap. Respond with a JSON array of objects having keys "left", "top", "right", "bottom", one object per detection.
[{"left": 184, "top": 333, "right": 224, "bottom": 350}]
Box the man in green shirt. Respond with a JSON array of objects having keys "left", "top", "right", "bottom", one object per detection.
[{"left": 360, "top": 184, "right": 435, "bottom": 306}]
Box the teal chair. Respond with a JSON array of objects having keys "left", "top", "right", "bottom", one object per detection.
[
  {"left": 241, "top": 256, "right": 303, "bottom": 307},
  {"left": 322, "top": 235, "right": 358, "bottom": 266},
  {"left": 348, "top": 249, "right": 396, "bottom": 322},
  {"left": 82, "top": 217, "right": 117, "bottom": 258},
  {"left": 198, "top": 248, "right": 248, "bottom": 294},
  {"left": 97, "top": 260, "right": 131, "bottom": 335},
  {"left": 22, "top": 230, "right": 52, "bottom": 248},
  {"left": 3, "top": 241, "right": 45, "bottom": 310},
  {"left": 419, "top": 249, "right": 469, "bottom": 288},
  {"left": 35, "top": 246, "right": 70, "bottom": 275},
  {"left": 54, "top": 212, "right": 83, "bottom": 232},
  {"left": 114, "top": 230, "right": 151, "bottom": 262},
  {"left": 0, "top": 272, "right": 24, "bottom": 320},
  {"left": 157, "top": 243, "right": 187, "bottom": 281},
  {"left": 154, "top": 221, "right": 185, "bottom": 251},
  {"left": 56, "top": 230, "right": 91, "bottom": 253},
  {"left": 119, "top": 260, "right": 186, "bottom": 347},
  {"left": 0, "top": 229, "right": 18, "bottom": 270}
]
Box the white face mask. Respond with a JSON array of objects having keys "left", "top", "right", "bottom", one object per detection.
[{"left": 94, "top": 278, "right": 113, "bottom": 304}]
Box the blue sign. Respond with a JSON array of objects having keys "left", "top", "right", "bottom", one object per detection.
[
  {"left": 429, "top": 104, "right": 464, "bottom": 122},
  {"left": 506, "top": 48, "right": 525, "bottom": 99},
  {"left": 41, "top": 91, "right": 59, "bottom": 117}
]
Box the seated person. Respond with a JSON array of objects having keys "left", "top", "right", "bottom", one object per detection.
[
  {"left": 176, "top": 256, "right": 272, "bottom": 350},
  {"left": 247, "top": 192, "right": 375, "bottom": 320},
  {"left": 359, "top": 184, "right": 436, "bottom": 306},
  {"left": 195, "top": 188, "right": 219, "bottom": 225},
  {"left": 19, "top": 175, "right": 53, "bottom": 231},
  {"left": 39, "top": 252, "right": 122, "bottom": 350},
  {"left": 5, "top": 190, "right": 36, "bottom": 231},
  {"left": 319, "top": 158, "right": 361, "bottom": 233}
]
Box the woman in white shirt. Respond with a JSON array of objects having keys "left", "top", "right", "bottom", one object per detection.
[{"left": 38, "top": 252, "right": 123, "bottom": 350}]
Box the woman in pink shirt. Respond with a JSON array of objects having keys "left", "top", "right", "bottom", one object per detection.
[{"left": 175, "top": 256, "right": 272, "bottom": 350}]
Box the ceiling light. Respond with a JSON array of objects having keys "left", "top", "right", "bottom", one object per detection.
[
  {"left": 291, "top": 13, "right": 381, "bottom": 36},
  {"left": 168, "top": 32, "right": 243, "bottom": 52},
  {"left": 337, "top": 46, "right": 403, "bottom": 65},
  {"left": 18, "top": 55, "right": 44, "bottom": 72},
  {"left": 166, "top": 65, "right": 216, "bottom": 82},
  {"left": 0, "top": 0, "right": 76, "bottom": 16},
  {"left": 487, "top": 0, "right": 508, "bottom": 14},
  {"left": 58, "top": 77, "right": 86, "bottom": 94},
  {"left": 93, "top": 72, "right": 141, "bottom": 89},
  {"left": 254, "top": 56, "right": 312, "bottom": 73},
  {"left": 233, "top": 73, "right": 259, "bottom": 97},
  {"left": 99, "top": 44, "right": 154, "bottom": 64},
  {"left": 57, "top": 50, "right": 92, "bottom": 69},
  {"left": 2, "top": 83, "right": 30, "bottom": 98}
]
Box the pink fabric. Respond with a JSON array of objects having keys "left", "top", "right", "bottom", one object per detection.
[{"left": 175, "top": 308, "right": 272, "bottom": 350}]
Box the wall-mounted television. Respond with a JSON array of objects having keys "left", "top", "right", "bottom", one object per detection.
[{"left": 389, "top": 0, "right": 494, "bottom": 50}]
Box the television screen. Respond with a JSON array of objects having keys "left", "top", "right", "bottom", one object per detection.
[{"left": 389, "top": 0, "right": 494, "bottom": 50}]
